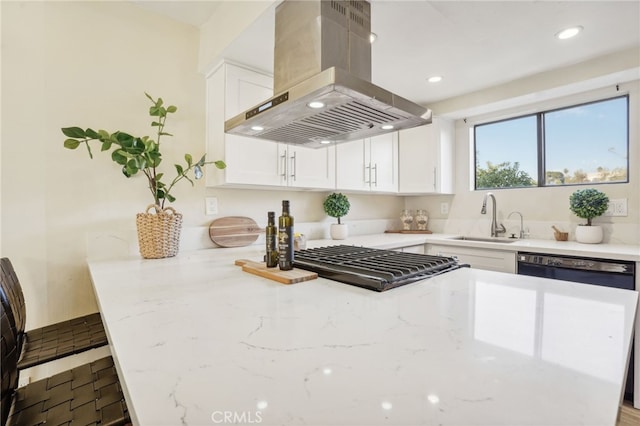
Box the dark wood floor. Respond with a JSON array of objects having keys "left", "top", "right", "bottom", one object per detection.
[{"left": 617, "top": 401, "right": 640, "bottom": 426}]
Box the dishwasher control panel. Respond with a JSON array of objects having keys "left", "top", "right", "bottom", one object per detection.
[{"left": 517, "top": 252, "right": 634, "bottom": 274}]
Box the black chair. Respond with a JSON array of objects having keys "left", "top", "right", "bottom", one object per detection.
[
  {"left": 0, "top": 257, "right": 108, "bottom": 369},
  {"left": 1, "top": 303, "right": 130, "bottom": 426}
]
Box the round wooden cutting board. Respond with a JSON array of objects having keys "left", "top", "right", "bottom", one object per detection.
[{"left": 209, "top": 216, "right": 263, "bottom": 248}]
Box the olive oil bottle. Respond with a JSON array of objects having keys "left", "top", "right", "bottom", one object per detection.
[
  {"left": 265, "top": 211, "right": 278, "bottom": 268},
  {"left": 278, "top": 200, "right": 294, "bottom": 270}
]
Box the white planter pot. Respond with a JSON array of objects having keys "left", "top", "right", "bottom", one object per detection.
[
  {"left": 330, "top": 223, "right": 348, "bottom": 240},
  {"left": 575, "top": 225, "right": 603, "bottom": 244}
]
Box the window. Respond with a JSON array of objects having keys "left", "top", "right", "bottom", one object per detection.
[{"left": 474, "top": 96, "right": 629, "bottom": 189}]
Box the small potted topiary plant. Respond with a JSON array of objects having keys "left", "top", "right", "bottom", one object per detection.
[
  {"left": 323, "top": 192, "right": 351, "bottom": 240},
  {"left": 569, "top": 188, "right": 609, "bottom": 244}
]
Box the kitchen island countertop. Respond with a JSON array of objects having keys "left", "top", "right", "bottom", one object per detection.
[{"left": 89, "top": 245, "right": 637, "bottom": 426}]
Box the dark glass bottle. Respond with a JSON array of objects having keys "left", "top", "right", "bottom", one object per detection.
[
  {"left": 265, "top": 211, "right": 278, "bottom": 268},
  {"left": 278, "top": 200, "right": 294, "bottom": 270}
]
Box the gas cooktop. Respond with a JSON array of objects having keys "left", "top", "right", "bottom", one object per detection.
[{"left": 293, "top": 245, "right": 465, "bottom": 292}]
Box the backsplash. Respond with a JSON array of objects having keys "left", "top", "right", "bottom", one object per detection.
[
  {"left": 86, "top": 216, "right": 638, "bottom": 261},
  {"left": 86, "top": 219, "right": 399, "bottom": 259}
]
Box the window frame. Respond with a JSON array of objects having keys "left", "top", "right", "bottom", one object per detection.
[{"left": 473, "top": 94, "right": 630, "bottom": 190}]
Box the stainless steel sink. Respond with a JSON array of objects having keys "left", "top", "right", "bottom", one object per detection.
[{"left": 448, "top": 236, "right": 518, "bottom": 244}]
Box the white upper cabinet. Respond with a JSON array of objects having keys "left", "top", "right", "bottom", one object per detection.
[
  {"left": 206, "top": 61, "right": 335, "bottom": 189},
  {"left": 277, "top": 144, "right": 336, "bottom": 189},
  {"left": 336, "top": 132, "right": 398, "bottom": 193},
  {"left": 398, "top": 118, "right": 454, "bottom": 194},
  {"left": 206, "top": 62, "right": 281, "bottom": 187}
]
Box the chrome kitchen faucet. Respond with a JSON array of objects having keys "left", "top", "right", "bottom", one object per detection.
[
  {"left": 481, "top": 192, "right": 506, "bottom": 237},
  {"left": 508, "top": 211, "right": 528, "bottom": 239}
]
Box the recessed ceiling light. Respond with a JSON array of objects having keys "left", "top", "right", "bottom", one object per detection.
[
  {"left": 556, "top": 26, "right": 583, "bottom": 40},
  {"left": 307, "top": 101, "right": 325, "bottom": 109},
  {"left": 369, "top": 32, "right": 377, "bottom": 43},
  {"left": 427, "top": 76, "right": 443, "bottom": 83},
  {"left": 381, "top": 125, "right": 394, "bottom": 130},
  {"left": 251, "top": 125, "right": 264, "bottom": 131},
  {"left": 320, "top": 140, "right": 331, "bottom": 144}
]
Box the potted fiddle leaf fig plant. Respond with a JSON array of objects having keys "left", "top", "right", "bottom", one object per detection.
[
  {"left": 323, "top": 192, "right": 351, "bottom": 240},
  {"left": 569, "top": 188, "right": 609, "bottom": 244},
  {"left": 62, "top": 92, "right": 226, "bottom": 259}
]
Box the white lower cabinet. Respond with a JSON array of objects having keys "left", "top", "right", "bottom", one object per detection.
[
  {"left": 398, "top": 245, "right": 426, "bottom": 254},
  {"left": 427, "top": 244, "right": 516, "bottom": 273}
]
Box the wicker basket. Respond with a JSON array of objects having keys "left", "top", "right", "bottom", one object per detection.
[{"left": 136, "top": 205, "right": 183, "bottom": 259}]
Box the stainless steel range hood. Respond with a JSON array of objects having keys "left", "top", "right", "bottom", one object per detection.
[{"left": 224, "top": 0, "right": 432, "bottom": 148}]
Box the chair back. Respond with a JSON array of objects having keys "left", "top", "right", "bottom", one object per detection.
[
  {"left": 1, "top": 302, "right": 19, "bottom": 426},
  {"left": 0, "top": 258, "right": 26, "bottom": 338}
]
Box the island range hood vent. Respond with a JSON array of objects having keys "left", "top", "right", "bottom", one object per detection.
[{"left": 224, "top": 0, "right": 432, "bottom": 148}]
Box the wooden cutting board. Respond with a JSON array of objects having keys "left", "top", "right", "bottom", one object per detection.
[
  {"left": 384, "top": 230, "right": 433, "bottom": 234},
  {"left": 209, "top": 216, "right": 263, "bottom": 247},
  {"left": 235, "top": 259, "right": 318, "bottom": 284}
]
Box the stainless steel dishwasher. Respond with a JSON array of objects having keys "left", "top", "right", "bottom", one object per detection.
[{"left": 517, "top": 251, "right": 636, "bottom": 401}]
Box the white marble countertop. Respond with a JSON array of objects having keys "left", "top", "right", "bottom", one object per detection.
[
  {"left": 307, "top": 232, "right": 640, "bottom": 261},
  {"left": 89, "top": 244, "right": 637, "bottom": 426}
]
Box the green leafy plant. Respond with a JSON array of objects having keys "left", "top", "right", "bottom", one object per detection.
[
  {"left": 62, "top": 93, "right": 226, "bottom": 209},
  {"left": 569, "top": 188, "right": 609, "bottom": 226},
  {"left": 476, "top": 161, "right": 535, "bottom": 189},
  {"left": 323, "top": 193, "right": 350, "bottom": 224}
]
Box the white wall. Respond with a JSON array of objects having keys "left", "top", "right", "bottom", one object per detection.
[
  {"left": 406, "top": 80, "right": 640, "bottom": 245},
  {"left": 198, "top": 0, "right": 275, "bottom": 74}
]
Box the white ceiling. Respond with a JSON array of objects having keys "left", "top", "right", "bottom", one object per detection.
[{"left": 134, "top": 1, "right": 640, "bottom": 106}]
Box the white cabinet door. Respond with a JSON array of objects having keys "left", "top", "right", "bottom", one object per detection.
[
  {"left": 401, "top": 245, "right": 425, "bottom": 254},
  {"left": 336, "top": 140, "right": 369, "bottom": 191},
  {"left": 369, "top": 132, "right": 398, "bottom": 193},
  {"left": 427, "top": 244, "right": 516, "bottom": 273},
  {"left": 336, "top": 133, "right": 398, "bottom": 192},
  {"left": 398, "top": 118, "right": 454, "bottom": 194},
  {"left": 206, "top": 62, "right": 281, "bottom": 187},
  {"left": 207, "top": 62, "right": 336, "bottom": 190},
  {"left": 284, "top": 145, "right": 336, "bottom": 189}
]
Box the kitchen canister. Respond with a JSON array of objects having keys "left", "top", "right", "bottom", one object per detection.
[
  {"left": 415, "top": 209, "right": 429, "bottom": 230},
  {"left": 400, "top": 210, "right": 414, "bottom": 230}
]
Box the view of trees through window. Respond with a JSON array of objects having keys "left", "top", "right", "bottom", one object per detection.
[{"left": 474, "top": 96, "right": 628, "bottom": 189}]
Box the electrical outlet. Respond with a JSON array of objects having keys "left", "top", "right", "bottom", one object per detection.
[
  {"left": 205, "top": 197, "right": 218, "bottom": 215},
  {"left": 440, "top": 202, "right": 449, "bottom": 215},
  {"left": 604, "top": 198, "right": 627, "bottom": 217}
]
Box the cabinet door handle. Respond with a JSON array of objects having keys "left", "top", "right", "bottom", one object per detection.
[
  {"left": 280, "top": 153, "right": 287, "bottom": 180},
  {"left": 364, "top": 164, "right": 371, "bottom": 184},
  {"left": 290, "top": 152, "right": 297, "bottom": 181},
  {"left": 433, "top": 167, "right": 437, "bottom": 191},
  {"left": 372, "top": 164, "right": 378, "bottom": 187}
]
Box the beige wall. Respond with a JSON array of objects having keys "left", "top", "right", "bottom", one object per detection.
[{"left": 1, "top": 0, "right": 206, "bottom": 328}]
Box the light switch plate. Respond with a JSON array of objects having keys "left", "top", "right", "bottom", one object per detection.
[
  {"left": 205, "top": 197, "right": 218, "bottom": 215},
  {"left": 440, "top": 202, "right": 449, "bottom": 215}
]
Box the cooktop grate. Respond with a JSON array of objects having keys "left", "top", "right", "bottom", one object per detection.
[{"left": 293, "top": 245, "right": 464, "bottom": 292}]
